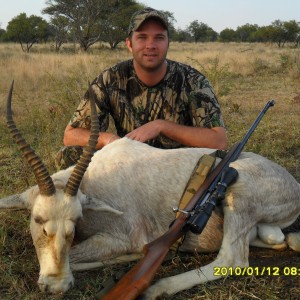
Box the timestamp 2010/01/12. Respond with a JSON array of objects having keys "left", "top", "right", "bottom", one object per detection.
[{"left": 214, "top": 266, "right": 300, "bottom": 276}]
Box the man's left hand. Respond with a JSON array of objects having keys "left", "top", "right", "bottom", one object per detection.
[{"left": 125, "top": 120, "right": 162, "bottom": 142}]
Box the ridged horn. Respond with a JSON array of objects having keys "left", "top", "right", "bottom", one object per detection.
[
  {"left": 65, "top": 83, "right": 99, "bottom": 196},
  {"left": 6, "top": 80, "right": 56, "bottom": 196}
]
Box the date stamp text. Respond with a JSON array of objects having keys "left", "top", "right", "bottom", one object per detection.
[{"left": 214, "top": 266, "right": 300, "bottom": 277}]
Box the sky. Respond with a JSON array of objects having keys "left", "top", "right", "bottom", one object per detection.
[{"left": 0, "top": 0, "right": 299, "bottom": 33}]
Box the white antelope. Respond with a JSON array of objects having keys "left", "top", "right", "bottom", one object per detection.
[{"left": 1, "top": 82, "right": 300, "bottom": 299}]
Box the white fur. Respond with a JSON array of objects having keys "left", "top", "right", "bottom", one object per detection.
[{"left": 1, "top": 137, "right": 300, "bottom": 297}]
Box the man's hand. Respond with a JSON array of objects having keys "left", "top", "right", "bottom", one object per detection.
[{"left": 125, "top": 120, "right": 162, "bottom": 142}]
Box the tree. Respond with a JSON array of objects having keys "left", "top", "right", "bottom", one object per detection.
[
  {"left": 43, "top": 0, "right": 107, "bottom": 51},
  {"left": 6, "top": 13, "right": 49, "bottom": 52},
  {"left": 283, "top": 20, "right": 300, "bottom": 46},
  {"left": 248, "top": 26, "right": 268, "bottom": 43},
  {"left": 219, "top": 28, "right": 237, "bottom": 42},
  {"left": 268, "top": 20, "right": 300, "bottom": 47},
  {"left": 172, "top": 28, "right": 192, "bottom": 42},
  {"left": 43, "top": 0, "right": 142, "bottom": 51},
  {"left": 49, "top": 15, "right": 71, "bottom": 51},
  {"left": 98, "top": 0, "right": 143, "bottom": 49},
  {"left": 235, "top": 23, "right": 258, "bottom": 42},
  {"left": 187, "top": 20, "right": 217, "bottom": 42},
  {"left": 269, "top": 20, "right": 287, "bottom": 47},
  {"left": 0, "top": 28, "right": 6, "bottom": 42}
]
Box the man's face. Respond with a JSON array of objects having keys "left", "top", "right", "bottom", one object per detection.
[{"left": 126, "top": 19, "right": 169, "bottom": 72}]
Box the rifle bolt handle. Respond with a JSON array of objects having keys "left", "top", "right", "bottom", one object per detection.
[{"left": 173, "top": 207, "right": 190, "bottom": 214}]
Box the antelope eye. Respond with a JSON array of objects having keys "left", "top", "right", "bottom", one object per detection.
[
  {"left": 66, "top": 228, "right": 75, "bottom": 239},
  {"left": 34, "top": 216, "right": 46, "bottom": 224}
]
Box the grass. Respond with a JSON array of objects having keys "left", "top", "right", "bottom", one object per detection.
[{"left": 0, "top": 42, "right": 300, "bottom": 299}]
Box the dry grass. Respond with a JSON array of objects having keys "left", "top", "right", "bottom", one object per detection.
[{"left": 0, "top": 42, "right": 300, "bottom": 299}]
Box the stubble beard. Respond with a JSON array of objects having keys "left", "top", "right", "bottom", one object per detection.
[{"left": 139, "top": 54, "right": 167, "bottom": 73}]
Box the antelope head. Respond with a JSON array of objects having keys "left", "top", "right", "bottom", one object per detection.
[{"left": 3, "top": 81, "right": 99, "bottom": 293}]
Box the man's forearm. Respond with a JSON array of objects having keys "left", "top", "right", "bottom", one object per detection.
[
  {"left": 63, "top": 125, "right": 118, "bottom": 149},
  {"left": 159, "top": 120, "right": 228, "bottom": 149}
]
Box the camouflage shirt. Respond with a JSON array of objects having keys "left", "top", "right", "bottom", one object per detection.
[{"left": 69, "top": 59, "right": 225, "bottom": 149}]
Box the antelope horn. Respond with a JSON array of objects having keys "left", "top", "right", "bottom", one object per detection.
[
  {"left": 65, "top": 83, "right": 99, "bottom": 196},
  {"left": 6, "top": 80, "right": 55, "bottom": 196}
]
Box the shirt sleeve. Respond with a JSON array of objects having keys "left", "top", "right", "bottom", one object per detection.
[
  {"left": 68, "top": 75, "right": 110, "bottom": 132},
  {"left": 188, "top": 74, "right": 225, "bottom": 129}
]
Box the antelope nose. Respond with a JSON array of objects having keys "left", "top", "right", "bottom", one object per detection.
[
  {"left": 38, "top": 276, "right": 74, "bottom": 294},
  {"left": 38, "top": 281, "right": 73, "bottom": 294},
  {"left": 38, "top": 282, "right": 49, "bottom": 292}
]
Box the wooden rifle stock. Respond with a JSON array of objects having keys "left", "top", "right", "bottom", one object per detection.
[{"left": 101, "top": 100, "right": 275, "bottom": 300}]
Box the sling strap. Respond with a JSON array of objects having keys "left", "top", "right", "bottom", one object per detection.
[
  {"left": 171, "top": 153, "right": 217, "bottom": 251},
  {"left": 176, "top": 153, "right": 216, "bottom": 218}
]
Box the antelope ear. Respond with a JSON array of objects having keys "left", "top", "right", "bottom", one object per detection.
[
  {"left": 0, "top": 194, "right": 26, "bottom": 209},
  {"left": 0, "top": 185, "right": 40, "bottom": 210},
  {"left": 80, "top": 195, "right": 123, "bottom": 216}
]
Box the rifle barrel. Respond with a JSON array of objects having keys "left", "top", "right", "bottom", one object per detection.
[{"left": 232, "top": 100, "right": 275, "bottom": 161}]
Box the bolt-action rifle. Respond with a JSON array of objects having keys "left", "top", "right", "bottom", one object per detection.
[{"left": 99, "top": 100, "right": 275, "bottom": 300}]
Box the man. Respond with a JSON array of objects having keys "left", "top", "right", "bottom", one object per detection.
[{"left": 58, "top": 7, "right": 227, "bottom": 169}]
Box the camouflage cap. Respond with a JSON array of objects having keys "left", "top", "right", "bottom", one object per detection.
[{"left": 127, "top": 7, "right": 169, "bottom": 36}]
